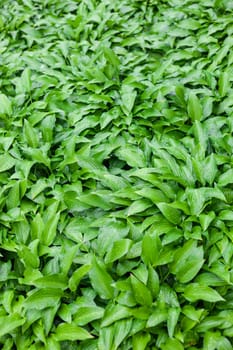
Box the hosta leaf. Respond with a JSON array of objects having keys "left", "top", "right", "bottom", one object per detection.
[
  {"left": 188, "top": 92, "right": 202, "bottom": 121},
  {"left": 127, "top": 199, "right": 152, "bottom": 216},
  {"left": 54, "top": 323, "right": 93, "bottom": 341},
  {"left": 98, "top": 326, "right": 114, "bottom": 350},
  {"left": 0, "top": 314, "right": 25, "bottom": 338},
  {"left": 142, "top": 231, "right": 161, "bottom": 266},
  {"left": 170, "top": 240, "right": 204, "bottom": 283},
  {"left": 186, "top": 187, "right": 226, "bottom": 216},
  {"left": 184, "top": 283, "right": 224, "bottom": 302},
  {"left": 132, "top": 332, "right": 151, "bottom": 350},
  {"left": 218, "top": 169, "right": 233, "bottom": 186},
  {"left": 202, "top": 154, "right": 217, "bottom": 185},
  {"left": 130, "top": 275, "right": 152, "bottom": 307},
  {"left": 0, "top": 93, "right": 12, "bottom": 116},
  {"left": 146, "top": 308, "right": 168, "bottom": 328},
  {"left": 156, "top": 203, "right": 181, "bottom": 224},
  {"left": 121, "top": 84, "right": 137, "bottom": 116},
  {"left": 68, "top": 264, "right": 91, "bottom": 292},
  {"left": 23, "top": 120, "right": 39, "bottom": 148},
  {"left": 101, "top": 304, "right": 132, "bottom": 327},
  {"left": 219, "top": 71, "right": 229, "bottom": 97},
  {"left": 112, "top": 319, "right": 132, "bottom": 349},
  {"left": 105, "top": 239, "right": 132, "bottom": 263},
  {"left": 24, "top": 289, "right": 63, "bottom": 310},
  {"left": 74, "top": 306, "right": 104, "bottom": 326},
  {"left": 136, "top": 188, "right": 168, "bottom": 203},
  {"left": 116, "top": 146, "right": 146, "bottom": 168},
  {"left": 167, "top": 307, "right": 180, "bottom": 338},
  {"left": 32, "top": 274, "right": 68, "bottom": 290},
  {"left": 161, "top": 338, "right": 184, "bottom": 350},
  {"left": 0, "top": 154, "right": 15, "bottom": 172},
  {"left": 147, "top": 265, "right": 160, "bottom": 298},
  {"left": 89, "top": 256, "right": 114, "bottom": 299}
]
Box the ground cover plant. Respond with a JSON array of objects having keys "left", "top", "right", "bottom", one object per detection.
[{"left": 1, "top": 0, "right": 233, "bottom": 349}]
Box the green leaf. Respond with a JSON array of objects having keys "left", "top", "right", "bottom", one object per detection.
[
  {"left": 130, "top": 275, "right": 152, "bottom": 307},
  {"left": 127, "top": 199, "right": 152, "bottom": 216},
  {"left": 6, "top": 182, "right": 20, "bottom": 209},
  {"left": 132, "top": 332, "right": 151, "bottom": 350},
  {"left": 167, "top": 307, "right": 180, "bottom": 338},
  {"left": 161, "top": 338, "right": 184, "bottom": 350},
  {"left": 74, "top": 306, "right": 104, "bottom": 326},
  {"left": 184, "top": 283, "right": 224, "bottom": 302},
  {"left": 147, "top": 265, "right": 160, "bottom": 298},
  {"left": 24, "top": 289, "right": 63, "bottom": 310},
  {"left": 0, "top": 314, "right": 25, "bottom": 338},
  {"left": 0, "top": 153, "right": 15, "bottom": 172},
  {"left": 186, "top": 187, "right": 226, "bottom": 216},
  {"left": 146, "top": 308, "right": 168, "bottom": 328},
  {"left": 105, "top": 239, "right": 132, "bottom": 263},
  {"left": 121, "top": 84, "right": 137, "bottom": 116},
  {"left": 101, "top": 304, "right": 132, "bottom": 327},
  {"left": 33, "top": 274, "right": 68, "bottom": 290},
  {"left": 23, "top": 120, "right": 39, "bottom": 148},
  {"left": 89, "top": 256, "right": 114, "bottom": 299},
  {"left": 170, "top": 240, "right": 204, "bottom": 283},
  {"left": 116, "top": 146, "right": 146, "bottom": 168},
  {"left": 188, "top": 92, "right": 202, "bottom": 121},
  {"left": 68, "top": 264, "right": 91, "bottom": 292},
  {"left": 142, "top": 231, "right": 161, "bottom": 266},
  {"left": 112, "top": 319, "right": 132, "bottom": 350},
  {"left": 157, "top": 202, "right": 181, "bottom": 224},
  {"left": 218, "top": 169, "right": 233, "bottom": 186},
  {"left": 54, "top": 323, "right": 93, "bottom": 341},
  {"left": 202, "top": 154, "right": 217, "bottom": 185},
  {"left": 21, "top": 68, "right": 32, "bottom": 93},
  {"left": 98, "top": 326, "right": 114, "bottom": 350},
  {"left": 219, "top": 71, "right": 229, "bottom": 97},
  {"left": 0, "top": 93, "right": 12, "bottom": 116},
  {"left": 136, "top": 188, "right": 168, "bottom": 203}
]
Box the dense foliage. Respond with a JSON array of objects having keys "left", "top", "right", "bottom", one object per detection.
[{"left": 1, "top": 0, "right": 233, "bottom": 349}]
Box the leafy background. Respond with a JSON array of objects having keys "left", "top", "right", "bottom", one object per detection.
[{"left": 1, "top": 0, "right": 233, "bottom": 349}]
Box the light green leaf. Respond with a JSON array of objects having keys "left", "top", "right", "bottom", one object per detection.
[
  {"left": 121, "top": 84, "right": 137, "bottom": 115},
  {"left": 218, "top": 169, "right": 233, "bottom": 186},
  {"left": 167, "top": 307, "right": 180, "bottom": 338},
  {"left": 130, "top": 275, "right": 152, "bottom": 307},
  {"left": 0, "top": 314, "right": 25, "bottom": 338},
  {"left": 68, "top": 264, "right": 91, "bottom": 292},
  {"left": 161, "top": 338, "right": 184, "bottom": 350},
  {"left": 116, "top": 146, "right": 146, "bottom": 168},
  {"left": 0, "top": 93, "right": 12, "bottom": 116},
  {"left": 33, "top": 274, "right": 68, "bottom": 290},
  {"left": 157, "top": 202, "right": 181, "bottom": 224},
  {"left": 101, "top": 304, "right": 132, "bottom": 327},
  {"left": 105, "top": 239, "right": 132, "bottom": 263},
  {"left": 219, "top": 71, "right": 229, "bottom": 97},
  {"left": 132, "top": 332, "right": 151, "bottom": 350},
  {"left": 54, "top": 323, "right": 93, "bottom": 341},
  {"left": 146, "top": 308, "right": 168, "bottom": 328},
  {"left": 142, "top": 232, "right": 161, "bottom": 266},
  {"left": 188, "top": 92, "right": 202, "bottom": 121},
  {"left": 170, "top": 240, "right": 204, "bottom": 283},
  {"left": 184, "top": 283, "right": 224, "bottom": 302},
  {"left": 23, "top": 120, "right": 39, "bottom": 148},
  {"left": 127, "top": 199, "right": 152, "bottom": 216},
  {"left": 112, "top": 319, "right": 132, "bottom": 350},
  {"left": 74, "top": 306, "right": 104, "bottom": 326},
  {"left": 0, "top": 154, "right": 15, "bottom": 172},
  {"left": 89, "top": 256, "right": 114, "bottom": 299},
  {"left": 24, "top": 289, "right": 63, "bottom": 310}
]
